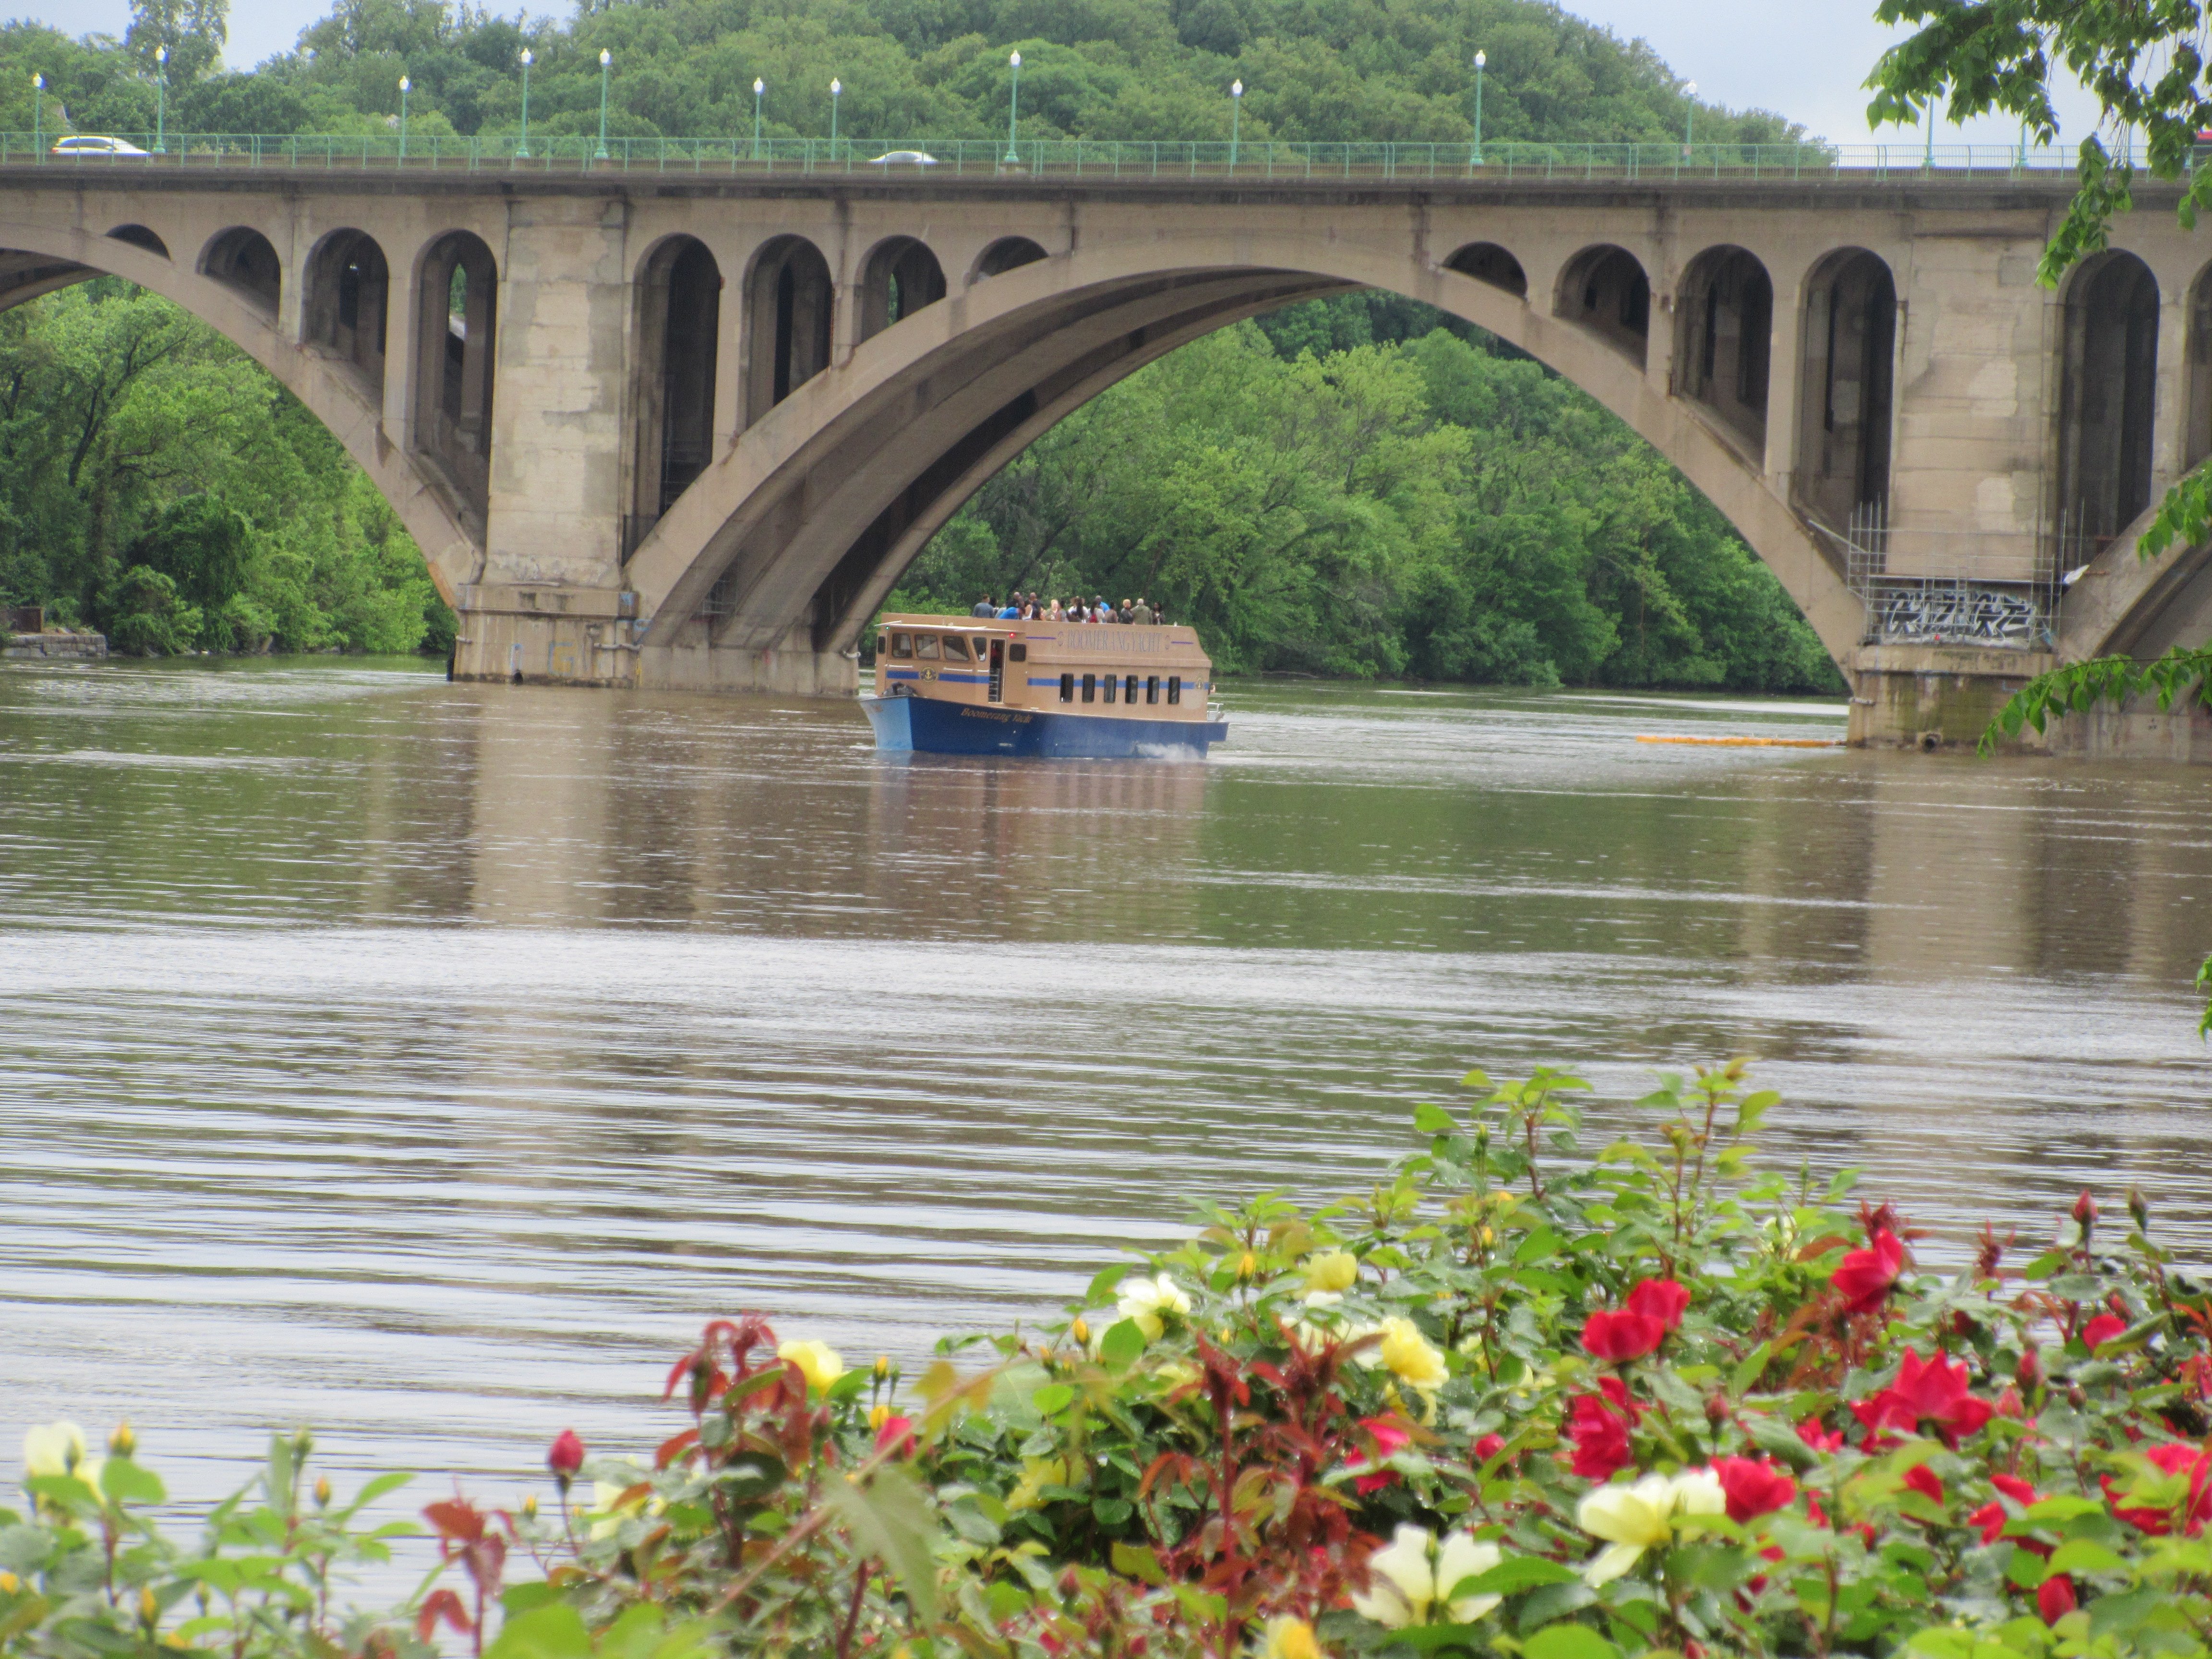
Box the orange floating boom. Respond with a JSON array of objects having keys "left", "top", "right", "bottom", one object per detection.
[{"left": 1635, "top": 734, "right": 1842, "bottom": 748}]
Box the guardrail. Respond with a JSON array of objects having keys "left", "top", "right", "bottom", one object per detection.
[{"left": 5, "top": 132, "right": 2102, "bottom": 181}]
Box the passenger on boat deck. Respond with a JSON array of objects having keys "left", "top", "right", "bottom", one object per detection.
[
  {"left": 1094, "top": 595, "right": 1112, "bottom": 623},
  {"left": 1130, "top": 596, "right": 1153, "bottom": 625},
  {"left": 972, "top": 593, "right": 995, "bottom": 617}
]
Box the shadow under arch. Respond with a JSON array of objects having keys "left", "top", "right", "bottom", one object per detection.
[
  {"left": 109, "top": 225, "right": 169, "bottom": 259},
  {"left": 0, "top": 220, "right": 476, "bottom": 602},
  {"left": 1555, "top": 243, "right": 1649, "bottom": 365},
  {"left": 2058, "top": 249, "right": 2161, "bottom": 556},
  {"left": 972, "top": 236, "right": 1047, "bottom": 283},
  {"left": 743, "top": 234, "right": 832, "bottom": 423},
  {"left": 1443, "top": 241, "right": 1526, "bottom": 298},
  {"left": 631, "top": 234, "right": 722, "bottom": 527},
  {"left": 1795, "top": 246, "right": 1896, "bottom": 535},
  {"left": 413, "top": 229, "right": 499, "bottom": 537},
  {"left": 859, "top": 235, "right": 946, "bottom": 341},
  {"left": 302, "top": 227, "right": 390, "bottom": 401},
  {"left": 625, "top": 237, "right": 1864, "bottom": 679},
  {"left": 1675, "top": 243, "right": 1774, "bottom": 457},
  {"left": 200, "top": 225, "right": 282, "bottom": 318}
]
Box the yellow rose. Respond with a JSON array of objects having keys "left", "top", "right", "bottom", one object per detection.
[
  {"left": 1264, "top": 1614, "right": 1324, "bottom": 1659},
  {"left": 22, "top": 1421, "right": 87, "bottom": 1479},
  {"left": 1378, "top": 1318, "right": 1449, "bottom": 1392},
  {"left": 778, "top": 1338, "right": 845, "bottom": 1392},
  {"left": 1115, "top": 1274, "right": 1191, "bottom": 1342},
  {"left": 1577, "top": 1469, "right": 1726, "bottom": 1586},
  {"left": 1303, "top": 1250, "right": 1358, "bottom": 1295}
]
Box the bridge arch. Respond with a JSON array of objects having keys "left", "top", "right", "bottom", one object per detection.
[
  {"left": 971, "top": 237, "right": 1048, "bottom": 284},
  {"left": 1444, "top": 241, "right": 1527, "bottom": 298},
  {"left": 631, "top": 234, "right": 723, "bottom": 528},
  {"left": 2058, "top": 249, "right": 2161, "bottom": 556},
  {"left": 109, "top": 225, "right": 169, "bottom": 259},
  {"left": 743, "top": 234, "right": 832, "bottom": 423},
  {"left": 858, "top": 236, "right": 946, "bottom": 341},
  {"left": 302, "top": 228, "right": 390, "bottom": 400},
  {"left": 200, "top": 226, "right": 282, "bottom": 319},
  {"left": 1675, "top": 245, "right": 1774, "bottom": 458},
  {"left": 624, "top": 234, "right": 1864, "bottom": 681},
  {"left": 1554, "top": 243, "right": 1650, "bottom": 366},
  {"left": 412, "top": 230, "right": 498, "bottom": 536},
  {"left": 1794, "top": 247, "right": 1896, "bottom": 535},
  {"left": 2184, "top": 257, "right": 2212, "bottom": 473},
  {"left": 0, "top": 219, "right": 475, "bottom": 601}
]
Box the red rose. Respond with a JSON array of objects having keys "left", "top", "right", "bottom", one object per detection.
[
  {"left": 1709, "top": 1455, "right": 1796, "bottom": 1522},
  {"left": 1901, "top": 1463, "right": 1944, "bottom": 1506},
  {"left": 547, "top": 1428, "right": 585, "bottom": 1481},
  {"left": 1969, "top": 1501, "right": 2007, "bottom": 1545},
  {"left": 1992, "top": 1474, "right": 2038, "bottom": 1505},
  {"left": 2081, "top": 1314, "right": 2127, "bottom": 1350},
  {"left": 1473, "top": 1433, "right": 1506, "bottom": 1463},
  {"left": 1850, "top": 1348, "right": 1995, "bottom": 1445},
  {"left": 1348, "top": 1415, "right": 1411, "bottom": 1494},
  {"left": 874, "top": 1414, "right": 917, "bottom": 1458},
  {"left": 1625, "top": 1278, "right": 1690, "bottom": 1332},
  {"left": 1831, "top": 1229, "right": 1906, "bottom": 1314},
  {"left": 1565, "top": 1387, "right": 1635, "bottom": 1481},
  {"left": 2109, "top": 1443, "right": 2212, "bottom": 1537},
  {"left": 1581, "top": 1309, "right": 1666, "bottom": 1363},
  {"left": 1797, "top": 1419, "right": 1844, "bottom": 1453},
  {"left": 2038, "top": 1574, "right": 2077, "bottom": 1625}
]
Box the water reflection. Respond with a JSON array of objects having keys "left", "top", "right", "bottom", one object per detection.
[{"left": 1, "top": 659, "right": 2207, "bottom": 1512}]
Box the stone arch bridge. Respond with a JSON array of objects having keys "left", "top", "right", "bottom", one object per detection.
[{"left": 6, "top": 161, "right": 2210, "bottom": 754}]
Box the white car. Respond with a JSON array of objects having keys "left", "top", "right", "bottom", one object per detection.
[
  {"left": 866, "top": 150, "right": 938, "bottom": 166},
  {"left": 52, "top": 135, "right": 150, "bottom": 156}
]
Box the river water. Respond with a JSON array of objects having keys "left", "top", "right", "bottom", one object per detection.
[{"left": 3, "top": 656, "right": 2208, "bottom": 1513}]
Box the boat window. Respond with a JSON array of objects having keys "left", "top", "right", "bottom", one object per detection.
[
  {"left": 1102, "top": 673, "right": 1117, "bottom": 704},
  {"left": 1081, "top": 673, "right": 1095, "bottom": 703},
  {"left": 1059, "top": 673, "right": 1074, "bottom": 703},
  {"left": 1124, "top": 674, "right": 1139, "bottom": 704},
  {"left": 1167, "top": 675, "right": 1181, "bottom": 704},
  {"left": 941, "top": 634, "right": 971, "bottom": 661},
  {"left": 1145, "top": 674, "right": 1159, "bottom": 704},
  {"left": 889, "top": 632, "right": 912, "bottom": 659},
  {"left": 1009, "top": 643, "right": 1027, "bottom": 662},
  {"left": 915, "top": 634, "right": 941, "bottom": 660}
]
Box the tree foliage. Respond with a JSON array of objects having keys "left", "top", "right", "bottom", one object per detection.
[{"left": 0, "top": 280, "right": 452, "bottom": 659}]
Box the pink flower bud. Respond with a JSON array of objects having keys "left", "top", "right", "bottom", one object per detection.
[{"left": 547, "top": 1428, "right": 585, "bottom": 1481}]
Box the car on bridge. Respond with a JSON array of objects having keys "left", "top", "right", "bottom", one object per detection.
[
  {"left": 866, "top": 150, "right": 938, "bottom": 167},
  {"left": 51, "top": 135, "right": 150, "bottom": 157}
]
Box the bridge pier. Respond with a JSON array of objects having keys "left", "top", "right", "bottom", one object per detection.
[{"left": 1846, "top": 645, "right": 2057, "bottom": 752}]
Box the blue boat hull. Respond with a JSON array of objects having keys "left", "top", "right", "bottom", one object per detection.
[{"left": 861, "top": 693, "right": 1226, "bottom": 757}]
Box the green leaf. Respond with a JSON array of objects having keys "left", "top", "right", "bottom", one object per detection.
[
  {"left": 1083, "top": 1264, "right": 1131, "bottom": 1303},
  {"left": 1100, "top": 1318, "right": 1147, "bottom": 1368},
  {"left": 1516, "top": 1581, "right": 1598, "bottom": 1632},
  {"left": 714, "top": 1453, "right": 785, "bottom": 1502},
  {"left": 1523, "top": 1624, "right": 1622, "bottom": 1659},
  {"left": 501, "top": 1584, "right": 562, "bottom": 1615},
  {"left": 1743, "top": 1414, "right": 1820, "bottom": 1472},
  {"left": 484, "top": 1602, "right": 593, "bottom": 1659},
  {"left": 2088, "top": 1585, "right": 2161, "bottom": 1638},
  {"left": 1389, "top": 1626, "right": 1495, "bottom": 1653},
  {"left": 1031, "top": 1383, "right": 1075, "bottom": 1416},
  {"left": 23, "top": 1476, "right": 101, "bottom": 1512},
  {"left": 99, "top": 1458, "right": 165, "bottom": 1506},
  {"left": 821, "top": 1464, "right": 941, "bottom": 1626},
  {"left": 343, "top": 1471, "right": 414, "bottom": 1514},
  {"left": 2005, "top": 1546, "right": 2050, "bottom": 1589},
  {"left": 1111, "top": 1542, "right": 1166, "bottom": 1585},
  {"left": 2046, "top": 1539, "right": 2130, "bottom": 1576},
  {"left": 1414, "top": 1101, "right": 1457, "bottom": 1135},
  {"left": 1457, "top": 1556, "right": 1579, "bottom": 1598},
  {"left": 1729, "top": 1342, "right": 1773, "bottom": 1397}
]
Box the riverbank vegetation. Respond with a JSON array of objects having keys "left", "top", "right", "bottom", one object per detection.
[
  {"left": 0, "top": 279, "right": 452, "bottom": 658},
  {"left": 11, "top": 1063, "right": 2209, "bottom": 1658}
]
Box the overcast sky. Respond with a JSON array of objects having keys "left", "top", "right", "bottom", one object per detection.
[{"left": 18, "top": 0, "right": 2102, "bottom": 150}]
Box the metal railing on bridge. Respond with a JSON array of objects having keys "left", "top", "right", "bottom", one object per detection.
[{"left": 2, "top": 132, "right": 2100, "bottom": 182}]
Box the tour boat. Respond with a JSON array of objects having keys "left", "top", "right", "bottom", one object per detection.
[{"left": 860, "top": 613, "right": 1228, "bottom": 758}]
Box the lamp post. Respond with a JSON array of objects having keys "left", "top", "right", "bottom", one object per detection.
[
  {"left": 1229, "top": 78, "right": 1242, "bottom": 167},
  {"left": 829, "top": 76, "right": 841, "bottom": 156},
  {"left": 398, "top": 74, "right": 409, "bottom": 162},
  {"left": 1470, "top": 49, "right": 1484, "bottom": 167},
  {"left": 596, "top": 48, "right": 611, "bottom": 161},
  {"left": 1683, "top": 81, "right": 1695, "bottom": 159},
  {"left": 31, "top": 73, "right": 42, "bottom": 158},
  {"left": 1923, "top": 103, "right": 1934, "bottom": 168},
  {"left": 517, "top": 48, "right": 531, "bottom": 158},
  {"left": 154, "top": 45, "right": 167, "bottom": 154},
  {"left": 1005, "top": 50, "right": 1020, "bottom": 166},
  {"left": 752, "top": 76, "right": 764, "bottom": 159}
]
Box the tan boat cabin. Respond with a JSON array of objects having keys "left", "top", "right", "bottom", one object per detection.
[{"left": 874, "top": 613, "right": 1215, "bottom": 722}]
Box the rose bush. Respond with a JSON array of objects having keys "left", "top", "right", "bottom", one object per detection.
[{"left": 8, "top": 1061, "right": 2212, "bottom": 1659}]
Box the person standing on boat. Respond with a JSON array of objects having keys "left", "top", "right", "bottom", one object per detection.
[
  {"left": 1131, "top": 596, "right": 1153, "bottom": 625},
  {"left": 972, "top": 593, "right": 995, "bottom": 617}
]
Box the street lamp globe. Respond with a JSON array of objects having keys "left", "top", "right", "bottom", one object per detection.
[
  {"left": 830, "top": 77, "right": 840, "bottom": 94},
  {"left": 754, "top": 77, "right": 764, "bottom": 94},
  {"left": 520, "top": 48, "right": 531, "bottom": 66},
  {"left": 32, "top": 72, "right": 41, "bottom": 88},
  {"left": 600, "top": 49, "right": 610, "bottom": 67},
  {"left": 1010, "top": 49, "right": 1020, "bottom": 67},
  {"left": 1231, "top": 78, "right": 1242, "bottom": 96},
  {"left": 398, "top": 75, "right": 409, "bottom": 92},
  {"left": 156, "top": 45, "right": 167, "bottom": 64},
  {"left": 1474, "top": 50, "right": 1484, "bottom": 68}
]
